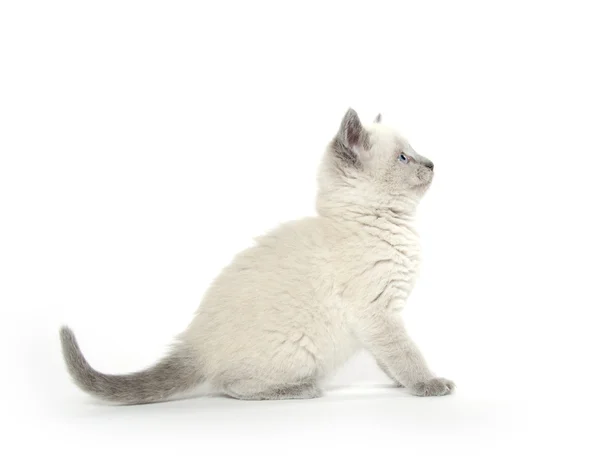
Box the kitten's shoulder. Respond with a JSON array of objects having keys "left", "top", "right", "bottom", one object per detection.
[{"left": 256, "top": 216, "right": 342, "bottom": 246}]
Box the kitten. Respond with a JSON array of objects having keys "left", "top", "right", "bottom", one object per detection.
[{"left": 60, "top": 109, "right": 454, "bottom": 403}]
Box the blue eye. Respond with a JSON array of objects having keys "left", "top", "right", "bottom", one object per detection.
[{"left": 398, "top": 153, "right": 409, "bottom": 164}]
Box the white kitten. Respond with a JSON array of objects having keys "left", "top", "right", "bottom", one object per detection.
[{"left": 60, "top": 109, "right": 454, "bottom": 403}]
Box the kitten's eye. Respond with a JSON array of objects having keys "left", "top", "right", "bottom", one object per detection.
[{"left": 398, "top": 153, "right": 409, "bottom": 164}]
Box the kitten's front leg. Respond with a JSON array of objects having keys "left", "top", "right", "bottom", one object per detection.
[
  {"left": 376, "top": 359, "right": 404, "bottom": 387},
  {"left": 357, "top": 313, "right": 454, "bottom": 396}
]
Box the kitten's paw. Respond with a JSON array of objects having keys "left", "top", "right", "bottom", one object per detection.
[{"left": 410, "top": 378, "right": 455, "bottom": 397}]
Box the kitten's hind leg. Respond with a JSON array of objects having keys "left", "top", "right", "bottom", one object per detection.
[{"left": 223, "top": 379, "right": 322, "bottom": 401}]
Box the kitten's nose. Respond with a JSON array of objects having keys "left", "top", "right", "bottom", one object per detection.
[{"left": 424, "top": 160, "right": 434, "bottom": 170}]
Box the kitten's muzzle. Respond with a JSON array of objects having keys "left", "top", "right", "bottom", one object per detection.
[{"left": 423, "top": 160, "right": 434, "bottom": 170}]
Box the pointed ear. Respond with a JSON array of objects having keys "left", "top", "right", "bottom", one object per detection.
[
  {"left": 337, "top": 108, "right": 366, "bottom": 149},
  {"left": 331, "top": 108, "right": 370, "bottom": 169},
  {"left": 374, "top": 113, "right": 382, "bottom": 123}
]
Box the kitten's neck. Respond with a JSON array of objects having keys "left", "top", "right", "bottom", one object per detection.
[
  {"left": 318, "top": 191, "right": 419, "bottom": 222},
  {"left": 319, "top": 199, "right": 420, "bottom": 249}
]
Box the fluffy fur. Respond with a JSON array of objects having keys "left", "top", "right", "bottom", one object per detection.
[{"left": 60, "top": 109, "right": 454, "bottom": 404}]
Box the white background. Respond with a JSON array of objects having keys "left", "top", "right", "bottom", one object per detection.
[{"left": 1, "top": 0, "right": 599, "bottom": 464}]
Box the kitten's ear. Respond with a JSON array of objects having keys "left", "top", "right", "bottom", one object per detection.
[
  {"left": 332, "top": 108, "right": 369, "bottom": 168},
  {"left": 337, "top": 108, "right": 366, "bottom": 149},
  {"left": 374, "top": 113, "right": 382, "bottom": 123}
]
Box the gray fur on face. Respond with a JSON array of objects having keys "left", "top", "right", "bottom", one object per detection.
[
  {"left": 405, "top": 145, "right": 434, "bottom": 170},
  {"left": 59, "top": 109, "right": 453, "bottom": 404}
]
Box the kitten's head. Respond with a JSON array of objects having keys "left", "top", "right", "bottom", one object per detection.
[{"left": 317, "top": 108, "right": 434, "bottom": 214}]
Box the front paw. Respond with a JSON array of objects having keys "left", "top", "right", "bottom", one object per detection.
[{"left": 410, "top": 378, "right": 455, "bottom": 397}]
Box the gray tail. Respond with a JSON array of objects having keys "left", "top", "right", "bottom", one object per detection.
[{"left": 59, "top": 326, "right": 204, "bottom": 405}]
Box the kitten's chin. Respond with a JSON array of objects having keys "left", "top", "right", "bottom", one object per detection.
[
  {"left": 414, "top": 176, "right": 433, "bottom": 187},
  {"left": 410, "top": 180, "right": 432, "bottom": 197},
  {"left": 411, "top": 172, "right": 433, "bottom": 191}
]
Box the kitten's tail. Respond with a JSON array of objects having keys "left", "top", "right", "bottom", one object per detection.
[{"left": 59, "top": 326, "right": 204, "bottom": 405}]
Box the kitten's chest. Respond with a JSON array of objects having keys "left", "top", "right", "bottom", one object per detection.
[
  {"left": 372, "top": 245, "right": 420, "bottom": 313},
  {"left": 384, "top": 234, "right": 422, "bottom": 291},
  {"left": 376, "top": 219, "right": 422, "bottom": 274},
  {"left": 339, "top": 225, "right": 422, "bottom": 309}
]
